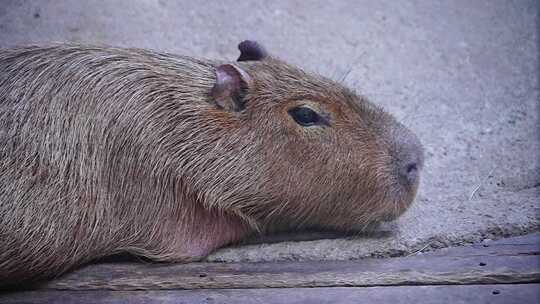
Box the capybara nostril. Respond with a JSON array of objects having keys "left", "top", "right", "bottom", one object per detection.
[
  {"left": 401, "top": 162, "right": 419, "bottom": 185},
  {"left": 395, "top": 131, "right": 424, "bottom": 187},
  {"left": 406, "top": 163, "right": 418, "bottom": 174}
]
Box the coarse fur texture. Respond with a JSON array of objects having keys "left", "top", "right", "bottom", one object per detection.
[{"left": 0, "top": 42, "right": 423, "bottom": 285}]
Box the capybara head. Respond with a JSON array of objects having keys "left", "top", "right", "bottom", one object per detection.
[
  {"left": 0, "top": 40, "right": 423, "bottom": 285},
  {"left": 207, "top": 41, "right": 424, "bottom": 232}
]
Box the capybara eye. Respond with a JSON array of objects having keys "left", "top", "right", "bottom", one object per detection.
[{"left": 288, "top": 106, "right": 322, "bottom": 127}]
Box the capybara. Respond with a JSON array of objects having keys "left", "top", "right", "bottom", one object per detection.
[{"left": 0, "top": 40, "right": 423, "bottom": 285}]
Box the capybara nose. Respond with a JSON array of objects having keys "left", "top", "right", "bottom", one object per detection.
[{"left": 395, "top": 129, "right": 424, "bottom": 187}]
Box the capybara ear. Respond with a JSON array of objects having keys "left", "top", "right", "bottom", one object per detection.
[
  {"left": 211, "top": 64, "right": 252, "bottom": 112},
  {"left": 237, "top": 40, "right": 268, "bottom": 62}
]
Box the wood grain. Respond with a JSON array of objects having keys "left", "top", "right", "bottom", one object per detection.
[
  {"left": 1, "top": 284, "right": 539, "bottom": 304},
  {"left": 17, "top": 233, "right": 540, "bottom": 291}
]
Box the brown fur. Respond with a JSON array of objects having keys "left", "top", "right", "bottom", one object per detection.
[{"left": 0, "top": 43, "right": 422, "bottom": 285}]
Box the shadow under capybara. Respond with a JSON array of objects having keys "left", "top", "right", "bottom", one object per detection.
[{"left": 0, "top": 41, "right": 424, "bottom": 285}]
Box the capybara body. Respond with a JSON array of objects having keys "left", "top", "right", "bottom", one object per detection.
[{"left": 0, "top": 41, "right": 423, "bottom": 285}]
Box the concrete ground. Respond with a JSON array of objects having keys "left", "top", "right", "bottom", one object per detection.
[{"left": 1, "top": 1, "right": 538, "bottom": 262}]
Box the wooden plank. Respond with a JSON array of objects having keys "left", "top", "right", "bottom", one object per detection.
[
  {"left": 35, "top": 255, "right": 538, "bottom": 290},
  {"left": 18, "top": 233, "right": 539, "bottom": 291},
  {"left": 1, "top": 284, "right": 539, "bottom": 304}
]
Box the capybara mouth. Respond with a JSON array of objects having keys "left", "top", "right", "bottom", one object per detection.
[{"left": 380, "top": 176, "right": 421, "bottom": 222}]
